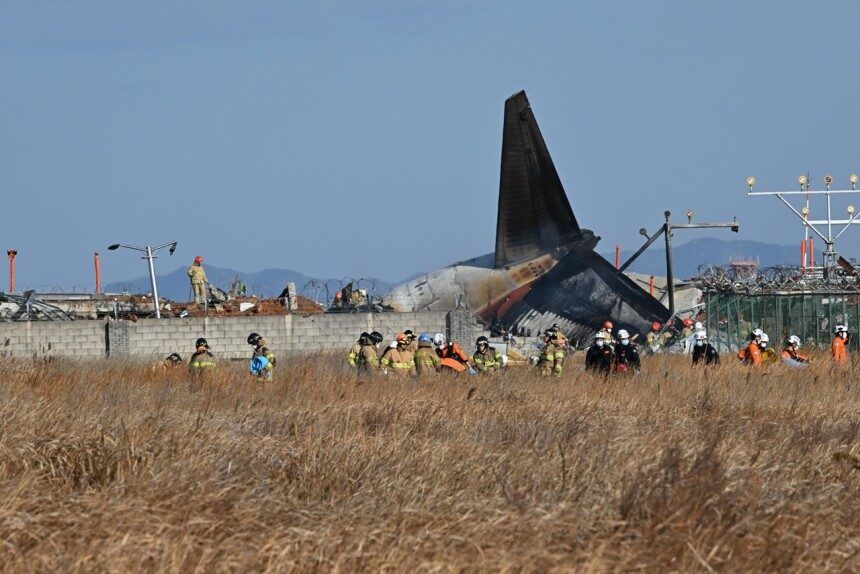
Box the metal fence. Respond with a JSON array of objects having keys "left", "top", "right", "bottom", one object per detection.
[{"left": 697, "top": 265, "right": 860, "bottom": 353}]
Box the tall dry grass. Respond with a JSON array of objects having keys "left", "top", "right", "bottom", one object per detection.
[{"left": 0, "top": 352, "right": 859, "bottom": 572}]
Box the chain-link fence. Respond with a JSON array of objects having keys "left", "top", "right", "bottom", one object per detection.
[{"left": 697, "top": 265, "right": 860, "bottom": 353}]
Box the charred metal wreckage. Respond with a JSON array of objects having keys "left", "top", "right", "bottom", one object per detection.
[{"left": 384, "top": 91, "right": 670, "bottom": 345}]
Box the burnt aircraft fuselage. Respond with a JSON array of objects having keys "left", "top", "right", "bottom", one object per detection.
[{"left": 382, "top": 91, "right": 669, "bottom": 346}]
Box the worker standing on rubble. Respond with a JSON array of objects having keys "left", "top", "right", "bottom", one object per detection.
[
  {"left": 538, "top": 329, "right": 565, "bottom": 377},
  {"left": 187, "top": 256, "right": 208, "bottom": 305},
  {"left": 691, "top": 331, "right": 719, "bottom": 366},
  {"left": 247, "top": 332, "right": 276, "bottom": 380},
  {"left": 585, "top": 332, "right": 613, "bottom": 374},
  {"left": 413, "top": 333, "right": 441, "bottom": 376},
  {"left": 356, "top": 331, "right": 383, "bottom": 373},
  {"left": 189, "top": 338, "right": 217, "bottom": 374},
  {"left": 380, "top": 335, "right": 414, "bottom": 375},
  {"left": 781, "top": 335, "right": 809, "bottom": 368},
  {"left": 472, "top": 336, "right": 504, "bottom": 374},
  {"left": 613, "top": 329, "right": 641, "bottom": 374},
  {"left": 348, "top": 332, "right": 369, "bottom": 368},
  {"left": 599, "top": 321, "right": 615, "bottom": 345},
  {"left": 832, "top": 325, "right": 849, "bottom": 366},
  {"left": 434, "top": 333, "right": 471, "bottom": 373}
]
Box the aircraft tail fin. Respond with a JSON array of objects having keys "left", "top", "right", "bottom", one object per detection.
[{"left": 494, "top": 91, "right": 581, "bottom": 268}]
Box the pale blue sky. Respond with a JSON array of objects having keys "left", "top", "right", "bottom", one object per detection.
[{"left": 2, "top": 1, "right": 859, "bottom": 290}]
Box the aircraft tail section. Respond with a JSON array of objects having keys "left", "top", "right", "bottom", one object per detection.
[{"left": 494, "top": 91, "right": 581, "bottom": 268}]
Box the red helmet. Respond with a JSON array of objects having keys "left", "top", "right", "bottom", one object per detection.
[
  {"left": 194, "top": 256, "right": 203, "bottom": 264},
  {"left": 603, "top": 320, "right": 613, "bottom": 330},
  {"left": 682, "top": 318, "right": 694, "bottom": 327},
  {"left": 651, "top": 322, "right": 661, "bottom": 331}
]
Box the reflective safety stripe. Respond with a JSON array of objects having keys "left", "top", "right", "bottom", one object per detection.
[
  {"left": 380, "top": 358, "right": 391, "bottom": 367},
  {"left": 191, "top": 361, "right": 216, "bottom": 369},
  {"left": 391, "top": 362, "right": 413, "bottom": 370},
  {"left": 347, "top": 352, "right": 358, "bottom": 366},
  {"left": 415, "top": 359, "right": 437, "bottom": 366},
  {"left": 554, "top": 352, "right": 565, "bottom": 359}
]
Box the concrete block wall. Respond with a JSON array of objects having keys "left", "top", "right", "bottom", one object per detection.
[
  {"left": 0, "top": 310, "right": 483, "bottom": 360},
  {"left": 0, "top": 320, "right": 106, "bottom": 358}
]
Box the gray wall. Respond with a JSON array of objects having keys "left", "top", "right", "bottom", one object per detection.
[{"left": 0, "top": 311, "right": 482, "bottom": 359}]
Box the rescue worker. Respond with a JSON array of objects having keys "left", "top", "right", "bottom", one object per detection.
[
  {"left": 613, "top": 329, "right": 641, "bottom": 374},
  {"left": 187, "top": 256, "right": 208, "bottom": 305},
  {"left": 680, "top": 317, "right": 695, "bottom": 339},
  {"left": 189, "top": 338, "right": 217, "bottom": 374},
  {"left": 403, "top": 329, "right": 419, "bottom": 353},
  {"left": 413, "top": 332, "right": 441, "bottom": 376},
  {"left": 550, "top": 324, "right": 569, "bottom": 348},
  {"left": 247, "top": 332, "right": 276, "bottom": 380},
  {"left": 759, "top": 333, "right": 777, "bottom": 364},
  {"left": 585, "top": 331, "right": 613, "bottom": 374},
  {"left": 356, "top": 331, "right": 383, "bottom": 373},
  {"left": 599, "top": 320, "right": 615, "bottom": 345},
  {"left": 645, "top": 321, "right": 668, "bottom": 355},
  {"left": 348, "top": 332, "right": 370, "bottom": 368},
  {"left": 832, "top": 325, "right": 849, "bottom": 366},
  {"left": 472, "top": 336, "right": 503, "bottom": 374},
  {"left": 380, "top": 334, "right": 414, "bottom": 375},
  {"left": 691, "top": 330, "right": 719, "bottom": 366},
  {"left": 737, "top": 331, "right": 761, "bottom": 365},
  {"left": 434, "top": 333, "right": 471, "bottom": 373},
  {"left": 538, "top": 329, "right": 565, "bottom": 377},
  {"left": 781, "top": 335, "right": 809, "bottom": 368}
]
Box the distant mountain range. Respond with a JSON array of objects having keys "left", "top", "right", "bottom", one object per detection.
[
  {"left": 106, "top": 238, "right": 801, "bottom": 302},
  {"left": 104, "top": 265, "right": 396, "bottom": 303},
  {"left": 603, "top": 237, "right": 800, "bottom": 279}
]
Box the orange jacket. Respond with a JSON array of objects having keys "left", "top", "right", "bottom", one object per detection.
[
  {"left": 832, "top": 336, "right": 848, "bottom": 365},
  {"left": 737, "top": 342, "right": 762, "bottom": 365},
  {"left": 437, "top": 342, "right": 470, "bottom": 364}
]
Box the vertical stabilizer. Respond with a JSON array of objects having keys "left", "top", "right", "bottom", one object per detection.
[{"left": 494, "top": 91, "right": 581, "bottom": 268}]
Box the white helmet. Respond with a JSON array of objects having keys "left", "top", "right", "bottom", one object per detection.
[
  {"left": 788, "top": 335, "right": 801, "bottom": 347},
  {"left": 694, "top": 330, "right": 707, "bottom": 341},
  {"left": 835, "top": 325, "right": 848, "bottom": 333},
  {"left": 388, "top": 340, "right": 398, "bottom": 349},
  {"left": 433, "top": 333, "right": 445, "bottom": 347},
  {"left": 759, "top": 333, "right": 769, "bottom": 344},
  {"left": 753, "top": 328, "right": 764, "bottom": 337},
  {"left": 617, "top": 329, "right": 630, "bottom": 339},
  {"left": 694, "top": 321, "right": 703, "bottom": 331}
]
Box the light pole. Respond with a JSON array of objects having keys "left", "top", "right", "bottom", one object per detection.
[
  {"left": 747, "top": 174, "right": 860, "bottom": 277},
  {"left": 107, "top": 241, "right": 177, "bottom": 318},
  {"left": 619, "top": 210, "right": 740, "bottom": 320}
]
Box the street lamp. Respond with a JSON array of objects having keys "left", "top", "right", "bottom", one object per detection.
[{"left": 107, "top": 241, "right": 177, "bottom": 318}]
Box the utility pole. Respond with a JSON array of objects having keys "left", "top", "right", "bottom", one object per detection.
[{"left": 621, "top": 210, "right": 740, "bottom": 321}]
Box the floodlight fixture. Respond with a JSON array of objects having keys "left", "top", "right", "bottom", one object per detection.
[{"left": 746, "top": 176, "right": 756, "bottom": 190}]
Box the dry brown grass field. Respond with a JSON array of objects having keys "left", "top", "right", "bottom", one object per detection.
[{"left": 1, "top": 352, "right": 859, "bottom": 572}]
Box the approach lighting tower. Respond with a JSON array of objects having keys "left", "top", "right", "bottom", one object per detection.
[{"left": 746, "top": 174, "right": 860, "bottom": 276}]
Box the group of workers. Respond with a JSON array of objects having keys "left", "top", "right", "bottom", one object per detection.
[
  {"left": 736, "top": 324, "right": 849, "bottom": 367},
  {"left": 167, "top": 331, "right": 277, "bottom": 380}
]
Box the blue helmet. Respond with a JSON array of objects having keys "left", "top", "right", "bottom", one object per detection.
[{"left": 418, "top": 332, "right": 432, "bottom": 343}]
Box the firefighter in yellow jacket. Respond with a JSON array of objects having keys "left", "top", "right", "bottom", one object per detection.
[
  {"left": 189, "top": 338, "right": 217, "bottom": 375},
  {"left": 187, "top": 256, "right": 208, "bottom": 305},
  {"left": 472, "top": 336, "right": 504, "bottom": 374},
  {"left": 413, "top": 333, "right": 441, "bottom": 376},
  {"left": 380, "top": 334, "right": 414, "bottom": 375},
  {"left": 247, "top": 332, "right": 276, "bottom": 380},
  {"left": 538, "top": 329, "right": 565, "bottom": 377},
  {"left": 357, "top": 332, "right": 383, "bottom": 373},
  {"left": 348, "top": 332, "right": 370, "bottom": 367}
]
